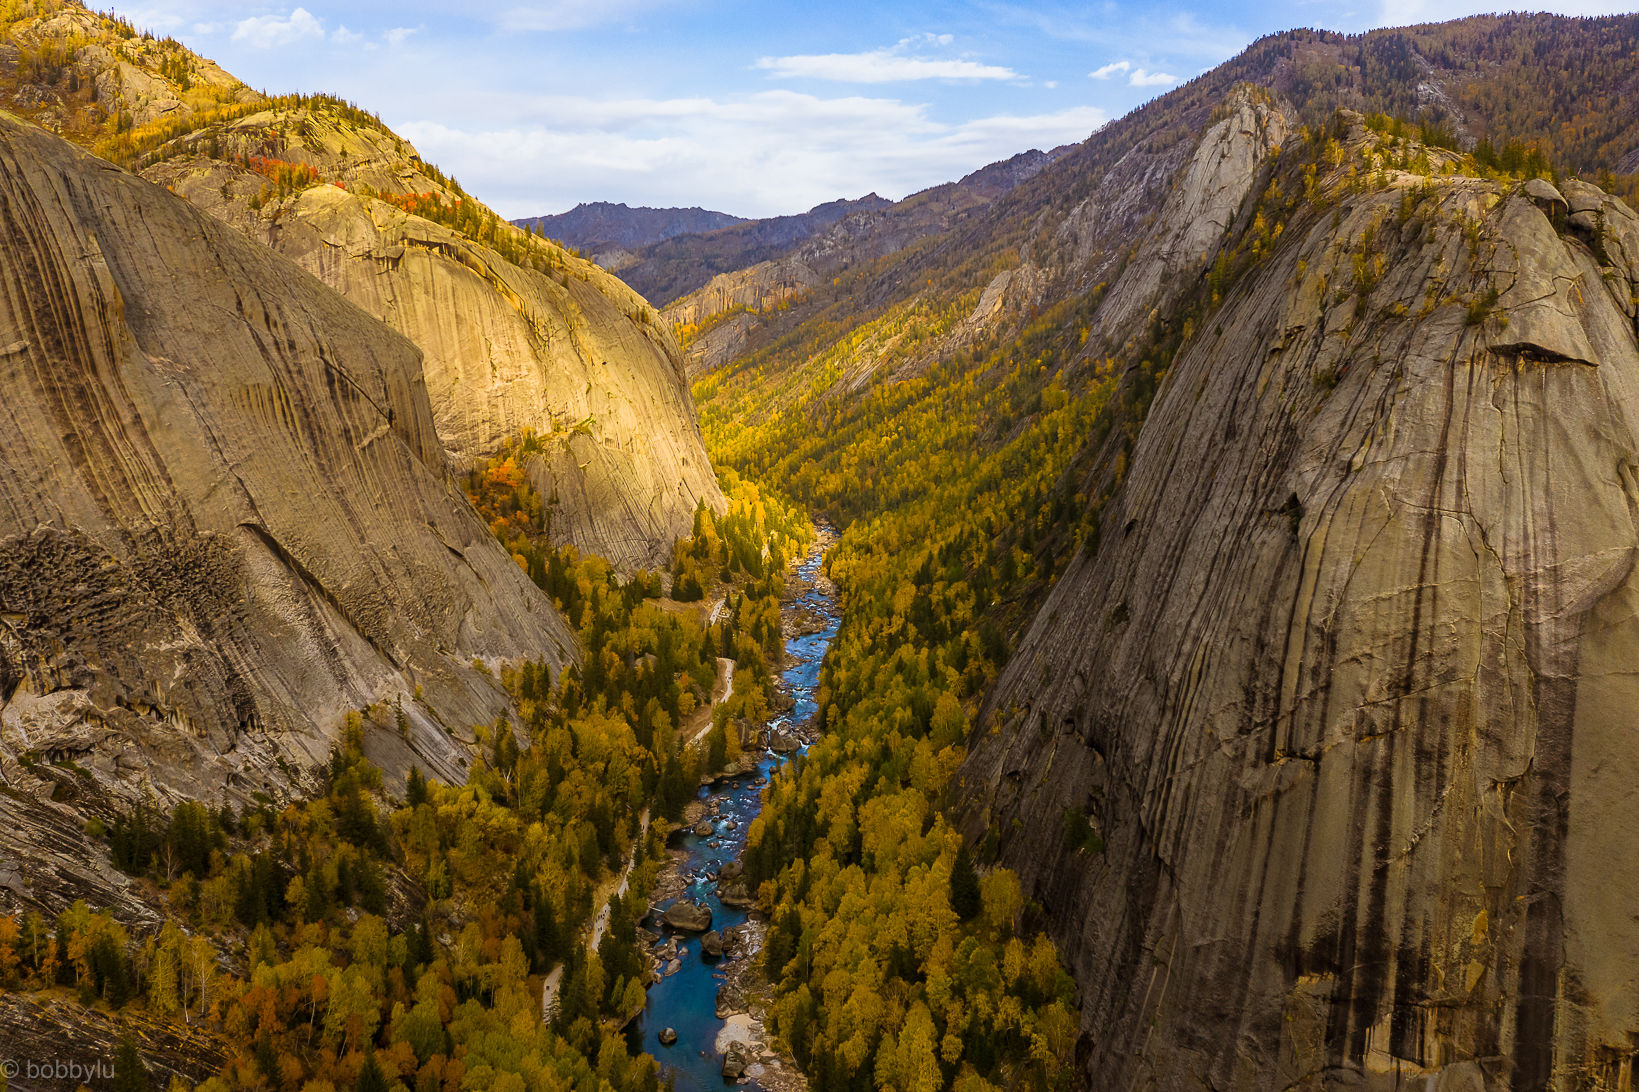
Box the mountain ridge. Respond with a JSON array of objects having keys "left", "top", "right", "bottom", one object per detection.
[
  {"left": 0, "top": 0, "right": 725, "bottom": 572},
  {"left": 512, "top": 200, "right": 748, "bottom": 260}
]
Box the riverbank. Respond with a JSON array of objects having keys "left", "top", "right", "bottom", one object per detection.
[{"left": 628, "top": 525, "right": 837, "bottom": 1089}]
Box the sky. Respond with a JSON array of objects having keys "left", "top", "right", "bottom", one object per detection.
[{"left": 117, "top": 0, "right": 1638, "bottom": 220}]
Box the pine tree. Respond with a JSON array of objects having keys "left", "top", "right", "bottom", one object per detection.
[
  {"left": 950, "top": 844, "right": 981, "bottom": 921},
  {"left": 112, "top": 1035, "right": 150, "bottom": 1092},
  {"left": 355, "top": 1050, "right": 388, "bottom": 1092},
  {"left": 406, "top": 765, "right": 428, "bottom": 808}
]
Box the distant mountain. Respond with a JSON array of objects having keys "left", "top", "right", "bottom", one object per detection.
[
  {"left": 659, "top": 145, "right": 1073, "bottom": 372},
  {"left": 512, "top": 201, "right": 747, "bottom": 256},
  {"left": 612, "top": 193, "right": 894, "bottom": 305}
]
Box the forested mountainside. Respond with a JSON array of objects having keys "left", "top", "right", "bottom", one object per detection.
[
  {"left": 687, "top": 14, "right": 1639, "bottom": 390},
  {"left": 686, "top": 12, "right": 1639, "bottom": 1091},
  {"left": 659, "top": 148, "right": 1073, "bottom": 376},
  {"left": 511, "top": 201, "right": 748, "bottom": 265},
  {"left": 0, "top": 87, "right": 815, "bottom": 1092},
  {"left": 0, "top": 0, "right": 723, "bottom": 572}
]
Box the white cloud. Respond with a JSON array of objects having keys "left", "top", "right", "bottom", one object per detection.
[
  {"left": 386, "top": 26, "right": 420, "bottom": 47},
  {"left": 757, "top": 50, "right": 1018, "bottom": 83},
  {"left": 758, "top": 34, "right": 1018, "bottom": 84},
  {"left": 398, "top": 91, "right": 1108, "bottom": 218},
  {"left": 330, "top": 25, "right": 363, "bottom": 45},
  {"left": 231, "top": 7, "right": 324, "bottom": 49},
  {"left": 1091, "top": 60, "right": 1177, "bottom": 87}
]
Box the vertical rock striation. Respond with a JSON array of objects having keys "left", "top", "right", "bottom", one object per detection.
[
  {"left": 141, "top": 107, "right": 724, "bottom": 573},
  {"left": 0, "top": 114, "right": 573, "bottom": 888},
  {"left": 963, "top": 121, "right": 1639, "bottom": 1089}
]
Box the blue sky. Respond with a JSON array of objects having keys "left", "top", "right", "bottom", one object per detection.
[{"left": 120, "top": 0, "right": 1636, "bottom": 219}]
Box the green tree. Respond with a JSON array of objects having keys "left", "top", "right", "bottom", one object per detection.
[
  {"left": 112, "top": 1035, "right": 151, "bottom": 1092},
  {"left": 950, "top": 844, "right": 981, "bottom": 921}
]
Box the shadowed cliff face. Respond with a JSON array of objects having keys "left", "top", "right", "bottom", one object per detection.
[
  {"left": 0, "top": 113, "right": 574, "bottom": 912},
  {"left": 962, "top": 114, "right": 1639, "bottom": 1089}
]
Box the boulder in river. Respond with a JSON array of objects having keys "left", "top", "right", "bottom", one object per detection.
[
  {"left": 769, "top": 726, "right": 800, "bottom": 753},
  {"left": 721, "top": 1044, "right": 747, "bottom": 1080},
  {"left": 701, "top": 930, "right": 724, "bottom": 958},
  {"left": 719, "top": 879, "right": 756, "bottom": 909},
  {"left": 663, "top": 900, "right": 713, "bottom": 931},
  {"left": 716, "top": 984, "right": 747, "bottom": 1019},
  {"left": 659, "top": 1027, "right": 677, "bottom": 1046},
  {"left": 693, "top": 820, "right": 714, "bottom": 837}
]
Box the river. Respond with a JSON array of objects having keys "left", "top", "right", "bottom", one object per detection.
[{"left": 626, "top": 534, "right": 838, "bottom": 1089}]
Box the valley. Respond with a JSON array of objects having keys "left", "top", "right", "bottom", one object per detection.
[{"left": 2, "top": 2, "right": 1639, "bottom": 1091}]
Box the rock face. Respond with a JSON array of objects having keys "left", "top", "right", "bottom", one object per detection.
[
  {"left": 1088, "top": 94, "right": 1288, "bottom": 344},
  {"left": 1, "top": 2, "right": 726, "bottom": 573},
  {"left": 962, "top": 115, "right": 1639, "bottom": 1089},
  {"left": 0, "top": 114, "right": 573, "bottom": 902},
  {"left": 665, "top": 258, "right": 822, "bottom": 328},
  {"left": 140, "top": 108, "right": 724, "bottom": 572}
]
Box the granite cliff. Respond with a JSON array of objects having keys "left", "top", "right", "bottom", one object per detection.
[
  {"left": 961, "top": 106, "right": 1639, "bottom": 1089},
  {"left": 0, "top": 111, "right": 574, "bottom": 916},
  {"left": 684, "top": 15, "right": 1639, "bottom": 1081},
  {"left": 1, "top": 0, "right": 724, "bottom": 572},
  {"left": 136, "top": 107, "right": 722, "bottom": 572}
]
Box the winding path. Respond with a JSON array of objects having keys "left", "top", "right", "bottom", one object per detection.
[{"left": 684, "top": 658, "right": 735, "bottom": 750}]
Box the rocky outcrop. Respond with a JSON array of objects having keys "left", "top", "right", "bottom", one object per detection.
[
  {"left": 136, "top": 106, "right": 724, "bottom": 572},
  {"left": 962, "top": 126, "right": 1639, "bottom": 1089},
  {"left": 680, "top": 311, "right": 756, "bottom": 377},
  {"left": 2, "top": 2, "right": 726, "bottom": 573},
  {"left": 662, "top": 900, "right": 712, "bottom": 932},
  {"left": 0, "top": 113, "right": 573, "bottom": 912},
  {"left": 665, "top": 259, "right": 821, "bottom": 330},
  {"left": 0, "top": 3, "right": 256, "bottom": 135},
  {"left": 1087, "top": 92, "right": 1289, "bottom": 346}
]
